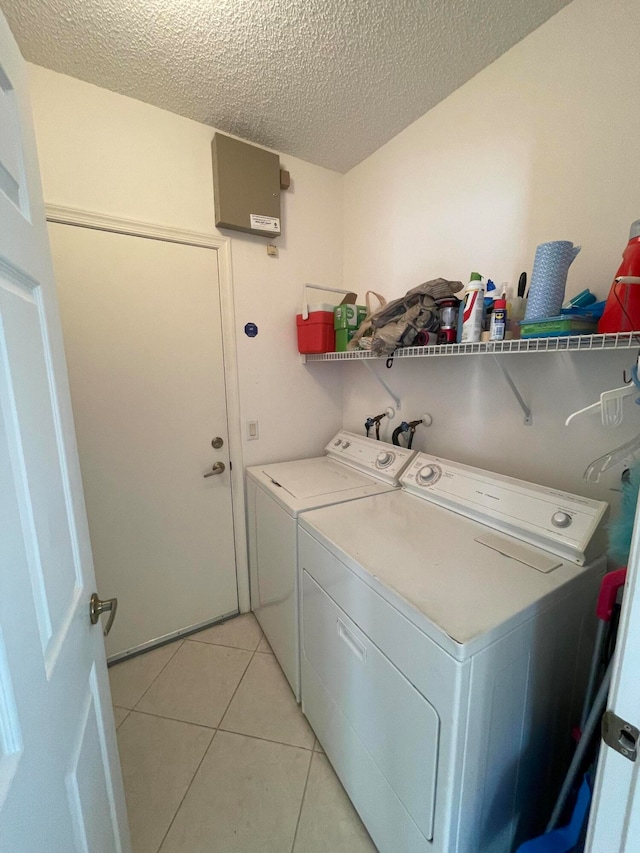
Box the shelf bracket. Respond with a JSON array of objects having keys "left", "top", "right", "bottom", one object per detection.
[
  {"left": 491, "top": 355, "right": 532, "bottom": 425},
  {"left": 362, "top": 360, "right": 401, "bottom": 409}
]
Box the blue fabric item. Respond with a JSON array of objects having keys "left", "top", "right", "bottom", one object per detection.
[
  {"left": 524, "top": 241, "right": 581, "bottom": 321},
  {"left": 608, "top": 459, "right": 640, "bottom": 564},
  {"left": 516, "top": 775, "right": 591, "bottom": 853}
]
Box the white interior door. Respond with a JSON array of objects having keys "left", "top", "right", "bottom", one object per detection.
[
  {"left": 587, "top": 496, "right": 640, "bottom": 850},
  {"left": 47, "top": 224, "right": 239, "bottom": 658},
  {"left": 0, "top": 13, "right": 130, "bottom": 852}
]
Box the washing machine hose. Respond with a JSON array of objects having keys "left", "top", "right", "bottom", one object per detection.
[
  {"left": 392, "top": 420, "right": 422, "bottom": 449},
  {"left": 365, "top": 412, "right": 388, "bottom": 440}
]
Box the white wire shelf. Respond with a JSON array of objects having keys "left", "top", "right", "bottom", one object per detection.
[{"left": 302, "top": 332, "right": 640, "bottom": 362}]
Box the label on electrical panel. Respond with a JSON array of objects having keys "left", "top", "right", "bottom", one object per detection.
[{"left": 250, "top": 214, "right": 280, "bottom": 232}]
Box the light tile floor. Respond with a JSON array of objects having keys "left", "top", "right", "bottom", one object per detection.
[{"left": 110, "top": 613, "right": 378, "bottom": 853}]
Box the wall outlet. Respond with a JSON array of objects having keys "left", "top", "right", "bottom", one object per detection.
[{"left": 247, "top": 420, "right": 259, "bottom": 440}]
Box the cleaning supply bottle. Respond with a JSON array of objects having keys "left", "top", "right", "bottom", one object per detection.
[
  {"left": 483, "top": 279, "right": 497, "bottom": 331},
  {"left": 461, "top": 272, "right": 484, "bottom": 343},
  {"left": 507, "top": 285, "right": 527, "bottom": 339},
  {"left": 456, "top": 300, "right": 465, "bottom": 342},
  {"left": 489, "top": 298, "right": 507, "bottom": 341}
]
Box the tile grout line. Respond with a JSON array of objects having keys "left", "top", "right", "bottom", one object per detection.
[
  {"left": 129, "top": 631, "right": 259, "bottom": 719},
  {"left": 217, "top": 725, "right": 314, "bottom": 751},
  {"left": 189, "top": 636, "right": 270, "bottom": 652},
  {"left": 127, "top": 706, "right": 315, "bottom": 752},
  {"left": 129, "top": 632, "right": 262, "bottom": 714},
  {"left": 216, "top": 637, "right": 263, "bottom": 729},
  {"left": 114, "top": 707, "right": 131, "bottom": 731},
  {"left": 123, "top": 636, "right": 185, "bottom": 712},
  {"left": 119, "top": 624, "right": 317, "bottom": 853},
  {"left": 154, "top": 636, "right": 264, "bottom": 853},
  {"left": 290, "top": 748, "right": 315, "bottom": 853},
  {"left": 125, "top": 707, "right": 217, "bottom": 731},
  {"left": 156, "top": 727, "right": 219, "bottom": 853}
]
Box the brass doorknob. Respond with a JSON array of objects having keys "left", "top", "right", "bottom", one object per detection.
[{"left": 89, "top": 593, "right": 118, "bottom": 636}]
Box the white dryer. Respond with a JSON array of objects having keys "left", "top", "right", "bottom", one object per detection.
[
  {"left": 246, "top": 430, "right": 416, "bottom": 700},
  {"left": 299, "top": 453, "right": 609, "bottom": 853}
]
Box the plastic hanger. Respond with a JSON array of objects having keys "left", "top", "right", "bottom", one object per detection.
[
  {"left": 584, "top": 432, "right": 640, "bottom": 483},
  {"left": 566, "top": 353, "right": 640, "bottom": 428},
  {"left": 573, "top": 353, "right": 640, "bottom": 481},
  {"left": 565, "top": 383, "right": 637, "bottom": 428}
]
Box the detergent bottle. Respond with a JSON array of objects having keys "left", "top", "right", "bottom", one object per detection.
[
  {"left": 599, "top": 219, "right": 640, "bottom": 333},
  {"left": 461, "top": 273, "right": 484, "bottom": 343}
]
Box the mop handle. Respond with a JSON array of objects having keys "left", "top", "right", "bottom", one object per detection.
[
  {"left": 580, "top": 568, "right": 627, "bottom": 734},
  {"left": 596, "top": 568, "right": 627, "bottom": 622},
  {"left": 547, "top": 662, "right": 613, "bottom": 833}
]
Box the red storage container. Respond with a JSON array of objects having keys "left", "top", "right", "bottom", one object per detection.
[
  {"left": 599, "top": 219, "right": 640, "bottom": 333},
  {"left": 296, "top": 303, "right": 335, "bottom": 354}
]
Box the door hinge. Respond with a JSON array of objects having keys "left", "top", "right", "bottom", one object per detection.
[{"left": 602, "top": 710, "right": 638, "bottom": 762}]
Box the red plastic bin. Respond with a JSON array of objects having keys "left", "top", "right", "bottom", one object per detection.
[{"left": 296, "top": 306, "right": 335, "bottom": 354}]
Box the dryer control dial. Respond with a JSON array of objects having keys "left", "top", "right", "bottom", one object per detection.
[
  {"left": 376, "top": 450, "right": 395, "bottom": 468},
  {"left": 417, "top": 464, "right": 441, "bottom": 485},
  {"left": 333, "top": 439, "right": 342, "bottom": 447},
  {"left": 552, "top": 511, "right": 572, "bottom": 528},
  {"left": 342, "top": 440, "right": 351, "bottom": 449}
]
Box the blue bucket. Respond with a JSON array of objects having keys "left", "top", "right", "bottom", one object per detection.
[{"left": 516, "top": 775, "right": 591, "bottom": 853}]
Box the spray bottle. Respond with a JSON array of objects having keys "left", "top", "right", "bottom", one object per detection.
[
  {"left": 461, "top": 272, "right": 485, "bottom": 343},
  {"left": 483, "top": 279, "right": 498, "bottom": 332},
  {"left": 489, "top": 298, "right": 507, "bottom": 341}
]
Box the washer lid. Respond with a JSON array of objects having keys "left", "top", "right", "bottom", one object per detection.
[{"left": 262, "top": 457, "right": 374, "bottom": 499}]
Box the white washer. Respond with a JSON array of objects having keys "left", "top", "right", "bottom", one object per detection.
[
  {"left": 299, "top": 453, "right": 609, "bottom": 853},
  {"left": 246, "top": 430, "right": 416, "bottom": 700}
]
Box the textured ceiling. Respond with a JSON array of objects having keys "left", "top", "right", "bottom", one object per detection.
[{"left": 1, "top": 0, "right": 572, "bottom": 172}]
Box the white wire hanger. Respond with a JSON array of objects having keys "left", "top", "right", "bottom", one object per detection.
[{"left": 565, "top": 353, "right": 640, "bottom": 428}]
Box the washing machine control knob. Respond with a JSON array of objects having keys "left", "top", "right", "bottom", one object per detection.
[
  {"left": 342, "top": 441, "right": 351, "bottom": 449},
  {"left": 333, "top": 439, "right": 342, "bottom": 446},
  {"left": 376, "top": 450, "right": 394, "bottom": 468},
  {"left": 552, "top": 511, "right": 572, "bottom": 528},
  {"left": 417, "top": 464, "right": 440, "bottom": 485}
]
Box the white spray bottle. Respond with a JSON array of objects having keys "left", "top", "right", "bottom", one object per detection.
[{"left": 461, "top": 272, "right": 484, "bottom": 343}]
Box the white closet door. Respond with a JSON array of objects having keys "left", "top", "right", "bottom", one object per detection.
[
  {"left": 0, "top": 10, "right": 130, "bottom": 850},
  {"left": 588, "top": 499, "right": 640, "bottom": 851},
  {"left": 49, "top": 224, "right": 239, "bottom": 658}
]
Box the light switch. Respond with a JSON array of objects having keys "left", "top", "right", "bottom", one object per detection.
[{"left": 247, "top": 420, "right": 259, "bottom": 440}]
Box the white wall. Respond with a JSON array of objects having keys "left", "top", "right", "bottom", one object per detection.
[
  {"left": 26, "top": 64, "right": 344, "bottom": 468},
  {"left": 26, "top": 0, "right": 640, "bottom": 511},
  {"left": 341, "top": 0, "right": 640, "bottom": 506}
]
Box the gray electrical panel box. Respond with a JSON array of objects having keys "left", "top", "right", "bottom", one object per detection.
[{"left": 212, "top": 133, "right": 281, "bottom": 237}]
